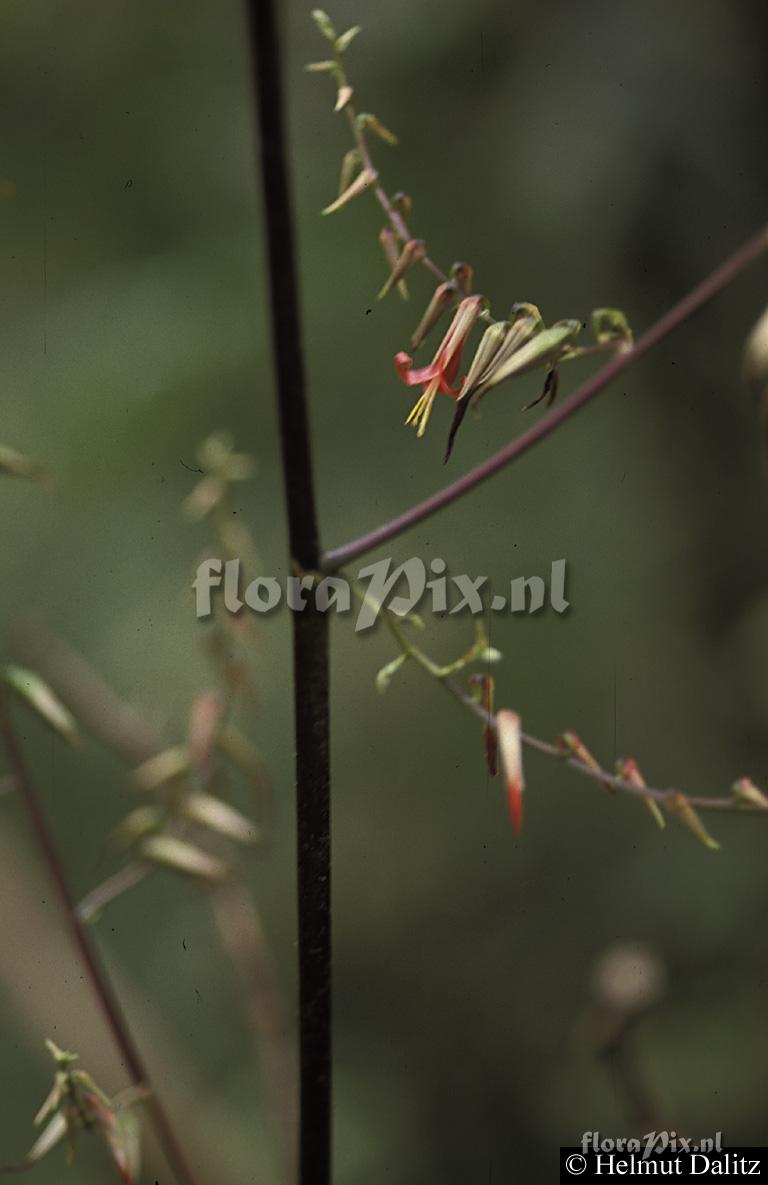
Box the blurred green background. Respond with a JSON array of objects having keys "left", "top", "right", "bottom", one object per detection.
[{"left": 1, "top": 0, "right": 767, "bottom": 1181}]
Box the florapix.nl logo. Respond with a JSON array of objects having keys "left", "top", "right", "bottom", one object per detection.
[{"left": 193, "top": 556, "right": 570, "bottom": 630}]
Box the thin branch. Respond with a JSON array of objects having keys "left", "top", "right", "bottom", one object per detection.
[
  {"left": 0, "top": 693, "right": 202, "bottom": 1185},
  {"left": 448, "top": 675, "right": 767, "bottom": 813},
  {"left": 378, "top": 608, "right": 768, "bottom": 817},
  {"left": 247, "top": 4, "right": 332, "bottom": 1185},
  {"left": 322, "top": 224, "right": 767, "bottom": 571}
]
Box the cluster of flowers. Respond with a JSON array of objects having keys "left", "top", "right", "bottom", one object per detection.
[{"left": 393, "top": 276, "right": 631, "bottom": 460}]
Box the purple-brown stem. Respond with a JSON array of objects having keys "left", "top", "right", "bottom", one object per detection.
[
  {"left": 0, "top": 693, "right": 202, "bottom": 1185},
  {"left": 323, "top": 225, "right": 767, "bottom": 571}
]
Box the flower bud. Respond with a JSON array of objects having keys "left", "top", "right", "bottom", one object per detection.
[
  {"left": 440, "top": 295, "right": 484, "bottom": 356},
  {"left": 450, "top": 261, "right": 474, "bottom": 295},
  {"left": 473, "top": 318, "right": 581, "bottom": 404},
  {"left": 375, "top": 652, "right": 408, "bottom": 694},
  {"left": 357, "top": 112, "right": 398, "bottom": 146},
  {"left": 558, "top": 730, "right": 613, "bottom": 793},
  {"left": 458, "top": 320, "right": 509, "bottom": 399},
  {"left": 182, "top": 792, "right": 261, "bottom": 845},
  {"left": 140, "top": 834, "right": 229, "bottom": 881},
  {"left": 410, "top": 280, "right": 458, "bottom": 349},
  {"left": 731, "top": 776, "right": 768, "bottom": 810},
  {"left": 378, "top": 238, "right": 426, "bottom": 300},
  {"left": 132, "top": 746, "right": 189, "bottom": 793},
  {"left": 311, "top": 9, "right": 337, "bottom": 42},
  {"left": 391, "top": 191, "right": 412, "bottom": 219},
  {"left": 468, "top": 674, "right": 497, "bottom": 777},
  {"left": 322, "top": 166, "right": 377, "bottom": 215},
  {"left": 666, "top": 792, "right": 720, "bottom": 851},
  {"left": 335, "top": 25, "right": 362, "bottom": 53},
  {"left": 112, "top": 805, "right": 163, "bottom": 848},
  {"left": 616, "top": 757, "right": 665, "bottom": 829},
  {"left": 378, "top": 227, "right": 409, "bottom": 299},
  {"left": 334, "top": 84, "right": 353, "bottom": 112},
  {"left": 591, "top": 307, "right": 633, "bottom": 347},
  {"left": 469, "top": 304, "right": 543, "bottom": 402},
  {"left": 497, "top": 710, "right": 524, "bottom": 833},
  {"left": 338, "top": 148, "right": 361, "bottom": 195},
  {"left": 305, "top": 60, "right": 338, "bottom": 73},
  {"left": 1, "top": 665, "right": 79, "bottom": 747}
]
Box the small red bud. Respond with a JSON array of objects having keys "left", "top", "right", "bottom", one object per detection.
[{"left": 557, "top": 730, "right": 613, "bottom": 793}]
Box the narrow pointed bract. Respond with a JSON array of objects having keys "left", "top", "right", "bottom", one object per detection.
[
  {"left": 338, "top": 148, "right": 361, "bottom": 195},
  {"left": 1, "top": 666, "right": 79, "bottom": 746},
  {"left": 558, "top": 731, "right": 613, "bottom": 793},
  {"left": 334, "top": 84, "right": 353, "bottom": 112},
  {"left": 311, "top": 9, "right": 337, "bottom": 42},
  {"left": 391, "top": 191, "right": 413, "bottom": 219},
  {"left": 140, "top": 834, "right": 230, "bottom": 881},
  {"left": 379, "top": 227, "right": 409, "bottom": 299},
  {"left": 357, "top": 111, "right": 398, "bottom": 146},
  {"left": 732, "top": 777, "right": 768, "bottom": 810},
  {"left": 410, "top": 280, "right": 458, "bottom": 349},
  {"left": 617, "top": 758, "right": 666, "bottom": 829},
  {"left": 666, "top": 792, "right": 721, "bottom": 851},
  {"left": 496, "top": 710, "right": 524, "bottom": 833},
  {"left": 378, "top": 238, "right": 426, "bottom": 299},
  {"left": 458, "top": 321, "right": 510, "bottom": 400},
  {"left": 335, "top": 25, "right": 362, "bottom": 53},
  {"left": 322, "top": 166, "right": 377, "bottom": 214},
  {"left": 304, "top": 60, "right": 338, "bottom": 73},
  {"left": 450, "top": 261, "right": 474, "bottom": 295}
]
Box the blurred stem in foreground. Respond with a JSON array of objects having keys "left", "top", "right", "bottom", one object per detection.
[
  {"left": 12, "top": 619, "right": 297, "bottom": 1185},
  {"left": 0, "top": 692, "right": 201, "bottom": 1185}
]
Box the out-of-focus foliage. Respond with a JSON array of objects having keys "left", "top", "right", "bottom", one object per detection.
[{"left": 1, "top": 1, "right": 767, "bottom": 1182}]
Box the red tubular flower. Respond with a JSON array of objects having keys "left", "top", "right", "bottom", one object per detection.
[{"left": 395, "top": 295, "right": 483, "bottom": 436}]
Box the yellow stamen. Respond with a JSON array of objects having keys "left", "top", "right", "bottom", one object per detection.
[
  {"left": 405, "top": 392, "right": 428, "bottom": 427},
  {"left": 416, "top": 386, "right": 438, "bottom": 436},
  {"left": 405, "top": 377, "right": 441, "bottom": 436}
]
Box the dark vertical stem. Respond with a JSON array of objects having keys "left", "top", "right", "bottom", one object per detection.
[
  {"left": 0, "top": 695, "right": 201, "bottom": 1185},
  {"left": 245, "top": 4, "right": 331, "bottom": 1185}
]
